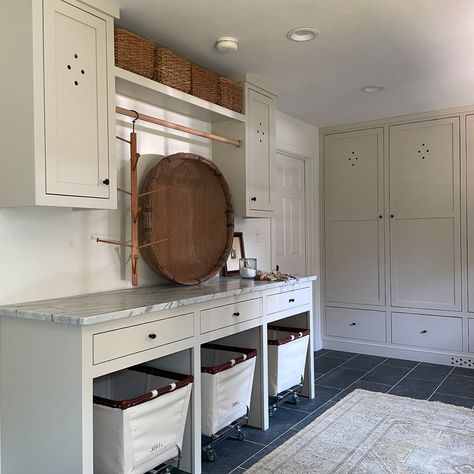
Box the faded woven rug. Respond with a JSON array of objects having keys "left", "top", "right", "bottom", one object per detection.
[{"left": 246, "top": 389, "right": 474, "bottom": 473}]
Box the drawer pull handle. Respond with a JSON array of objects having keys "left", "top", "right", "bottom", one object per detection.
[
  {"left": 289, "top": 298, "right": 295, "bottom": 303},
  {"left": 251, "top": 196, "right": 257, "bottom": 202},
  {"left": 148, "top": 333, "right": 157, "bottom": 339},
  {"left": 233, "top": 312, "right": 240, "bottom": 317},
  {"left": 420, "top": 329, "right": 427, "bottom": 334},
  {"left": 349, "top": 322, "right": 356, "bottom": 326}
]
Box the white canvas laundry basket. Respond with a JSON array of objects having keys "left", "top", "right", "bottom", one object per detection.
[
  {"left": 93, "top": 366, "right": 193, "bottom": 474},
  {"left": 267, "top": 325, "right": 309, "bottom": 397},
  {"left": 201, "top": 344, "right": 257, "bottom": 437}
]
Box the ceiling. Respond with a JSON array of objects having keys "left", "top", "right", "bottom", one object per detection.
[{"left": 110, "top": 0, "right": 474, "bottom": 127}]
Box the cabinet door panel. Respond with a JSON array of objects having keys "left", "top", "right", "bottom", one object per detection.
[
  {"left": 248, "top": 89, "right": 273, "bottom": 211},
  {"left": 467, "top": 116, "right": 474, "bottom": 312},
  {"left": 390, "top": 118, "right": 460, "bottom": 311},
  {"left": 326, "top": 220, "right": 383, "bottom": 305},
  {"left": 324, "top": 128, "right": 384, "bottom": 305},
  {"left": 44, "top": 0, "right": 109, "bottom": 198},
  {"left": 325, "top": 130, "right": 380, "bottom": 218}
]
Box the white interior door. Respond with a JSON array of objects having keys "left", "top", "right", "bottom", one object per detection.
[
  {"left": 273, "top": 153, "right": 306, "bottom": 274},
  {"left": 390, "top": 117, "right": 460, "bottom": 311},
  {"left": 324, "top": 128, "right": 385, "bottom": 305}
]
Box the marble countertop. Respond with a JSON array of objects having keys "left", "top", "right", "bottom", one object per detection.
[{"left": 0, "top": 276, "right": 317, "bottom": 326}]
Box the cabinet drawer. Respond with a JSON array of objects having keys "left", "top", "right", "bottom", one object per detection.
[
  {"left": 469, "top": 319, "right": 474, "bottom": 353},
  {"left": 93, "top": 313, "right": 194, "bottom": 364},
  {"left": 325, "top": 307, "right": 386, "bottom": 342},
  {"left": 201, "top": 298, "right": 262, "bottom": 334},
  {"left": 266, "top": 287, "right": 311, "bottom": 315},
  {"left": 392, "top": 312, "right": 462, "bottom": 352}
]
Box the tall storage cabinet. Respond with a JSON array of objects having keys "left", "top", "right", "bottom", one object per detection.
[
  {"left": 213, "top": 76, "right": 277, "bottom": 217},
  {"left": 389, "top": 118, "right": 461, "bottom": 311},
  {"left": 324, "top": 128, "right": 385, "bottom": 305},
  {"left": 322, "top": 113, "right": 465, "bottom": 360},
  {"left": 0, "top": 0, "right": 118, "bottom": 208}
]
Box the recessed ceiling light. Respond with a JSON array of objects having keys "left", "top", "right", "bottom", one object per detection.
[
  {"left": 287, "top": 27, "right": 319, "bottom": 42},
  {"left": 361, "top": 85, "right": 385, "bottom": 93}
]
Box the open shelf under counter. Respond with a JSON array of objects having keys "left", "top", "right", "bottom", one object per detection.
[{"left": 115, "top": 67, "right": 246, "bottom": 124}]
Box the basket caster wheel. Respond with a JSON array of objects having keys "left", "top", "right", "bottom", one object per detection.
[
  {"left": 292, "top": 392, "right": 300, "bottom": 404},
  {"left": 236, "top": 429, "right": 245, "bottom": 441},
  {"left": 206, "top": 449, "right": 217, "bottom": 462},
  {"left": 269, "top": 406, "right": 276, "bottom": 417}
]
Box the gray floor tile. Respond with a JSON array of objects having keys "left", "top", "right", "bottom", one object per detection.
[
  {"left": 382, "top": 358, "right": 419, "bottom": 368},
  {"left": 341, "top": 354, "right": 386, "bottom": 371},
  {"left": 333, "top": 380, "right": 392, "bottom": 401},
  {"left": 452, "top": 367, "right": 474, "bottom": 378},
  {"left": 316, "top": 367, "right": 366, "bottom": 389},
  {"left": 437, "top": 374, "right": 474, "bottom": 399},
  {"left": 407, "top": 363, "right": 452, "bottom": 383},
  {"left": 314, "top": 355, "right": 347, "bottom": 374},
  {"left": 291, "top": 400, "right": 339, "bottom": 430},
  {"left": 429, "top": 392, "right": 474, "bottom": 409},
  {"left": 362, "top": 364, "right": 412, "bottom": 385},
  {"left": 389, "top": 378, "right": 438, "bottom": 400},
  {"left": 323, "top": 350, "right": 357, "bottom": 360}
]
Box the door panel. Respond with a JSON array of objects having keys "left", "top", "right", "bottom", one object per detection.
[
  {"left": 324, "top": 128, "right": 384, "bottom": 305},
  {"left": 389, "top": 118, "right": 460, "bottom": 311},
  {"left": 273, "top": 154, "right": 305, "bottom": 274},
  {"left": 44, "top": 0, "right": 109, "bottom": 198},
  {"left": 326, "top": 220, "right": 383, "bottom": 304},
  {"left": 466, "top": 115, "right": 474, "bottom": 312}
]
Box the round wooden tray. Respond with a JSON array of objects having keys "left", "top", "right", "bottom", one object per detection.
[{"left": 139, "top": 153, "right": 234, "bottom": 285}]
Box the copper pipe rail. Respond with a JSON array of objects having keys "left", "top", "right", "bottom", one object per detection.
[{"left": 116, "top": 106, "right": 242, "bottom": 148}]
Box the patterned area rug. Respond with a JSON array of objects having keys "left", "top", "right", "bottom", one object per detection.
[{"left": 246, "top": 389, "right": 474, "bottom": 473}]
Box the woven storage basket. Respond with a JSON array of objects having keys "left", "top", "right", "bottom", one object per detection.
[
  {"left": 139, "top": 153, "right": 234, "bottom": 285},
  {"left": 154, "top": 48, "right": 191, "bottom": 93},
  {"left": 114, "top": 28, "right": 154, "bottom": 79},
  {"left": 191, "top": 64, "right": 220, "bottom": 103},
  {"left": 218, "top": 77, "right": 243, "bottom": 113}
]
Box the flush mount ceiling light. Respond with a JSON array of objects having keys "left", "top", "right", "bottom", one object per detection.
[
  {"left": 215, "top": 36, "right": 239, "bottom": 53},
  {"left": 286, "top": 27, "right": 319, "bottom": 42},
  {"left": 361, "top": 85, "right": 385, "bottom": 93}
]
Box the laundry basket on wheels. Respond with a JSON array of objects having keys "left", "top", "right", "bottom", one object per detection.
[
  {"left": 267, "top": 325, "right": 309, "bottom": 416},
  {"left": 93, "top": 366, "right": 193, "bottom": 474},
  {"left": 201, "top": 343, "right": 257, "bottom": 462}
]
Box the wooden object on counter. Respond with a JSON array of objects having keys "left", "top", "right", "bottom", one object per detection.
[{"left": 139, "top": 153, "right": 234, "bottom": 285}]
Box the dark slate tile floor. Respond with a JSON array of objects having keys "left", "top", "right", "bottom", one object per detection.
[{"left": 172, "top": 349, "right": 474, "bottom": 474}]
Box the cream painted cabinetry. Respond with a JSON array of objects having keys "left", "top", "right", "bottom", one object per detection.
[
  {"left": 324, "top": 128, "right": 385, "bottom": 305},
  {"left": 213, "top": 76, "right": 277, "bottom": 217},
  {"left": 389, "top": 118, "right": 460, "bottom": 311},
  {"left": 322, "top": 113, "right": 465, "bottom": 362},
  {"left": 0, "top": 0, "right": 118, "bottom": 208}
]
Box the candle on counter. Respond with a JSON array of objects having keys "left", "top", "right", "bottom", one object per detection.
[{"left": 239, "top": 258, "right": 257, "bottom": 279}]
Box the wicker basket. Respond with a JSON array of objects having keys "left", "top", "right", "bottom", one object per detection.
[
  {"left": 154, "top": 48, "right": 191, "bottom": 93},
  {"left": 114, "top": 28, "right": 154, "bottom": 79},
  {"left": 139, "top": 153, "right": 234, "bottom": 285},
  {"left": 218, "top": 77, "right": 243, "bottom": 113},
  {"left": 191, "top": 64, "right": 220, "bottom": 103}
]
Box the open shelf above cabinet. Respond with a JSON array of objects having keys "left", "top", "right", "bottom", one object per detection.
[{"left": 115, "top": 67, "right": 246, "bottom": 124}]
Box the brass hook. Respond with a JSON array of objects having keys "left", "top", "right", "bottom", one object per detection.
[{"left": 130, "top": 109, "right": 139, "bottom": 133}]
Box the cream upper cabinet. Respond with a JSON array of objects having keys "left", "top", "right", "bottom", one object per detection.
[
  {"left": 466, "top": 115, "right": 474, "bottom": 313},
  {"left": 0, "top": 0, "right": 118, "bottom": 208},
  {"left": 389, "top": 117, "right": 460, "bottom": 311},
  {"left": 324, "top": 128, "right": 385, "bottom": 305},
  {"left": 213, "top": 77, "right": 277, "bottom": 217}
]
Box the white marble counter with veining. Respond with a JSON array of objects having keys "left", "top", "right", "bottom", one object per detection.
[{"left": 0, "top": 276, "right": 317, "bottom": 326}]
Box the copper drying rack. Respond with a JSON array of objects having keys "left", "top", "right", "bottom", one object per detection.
[{"left": 97, "top": 106, "right": 241, "bottom": 286}]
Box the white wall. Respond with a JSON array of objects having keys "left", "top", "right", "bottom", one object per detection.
[{"left": 276, "top": 111, "right": 321, "bottom": 349}]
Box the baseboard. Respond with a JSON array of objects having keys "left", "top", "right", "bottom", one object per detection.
[{"left": 322, "top": 338, "right": 474, "bottom": 368}]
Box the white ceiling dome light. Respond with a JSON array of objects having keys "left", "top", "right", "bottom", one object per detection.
[
  {"left": 215, "top": 36, "right": 239, "bottom": 53},
  {"left": 287, "top": 27, "right": 319, "bottom": 42}
]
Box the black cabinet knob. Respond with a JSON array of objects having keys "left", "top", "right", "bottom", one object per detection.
[
  {"left": 378, "top": 215, "right": 383, "bottom": 219},
  {"left": 289, "top": 298, "right": 295, "bottom": 303},
  {"left": 420, "top": 329, "right": 427, "bottom": 334},
  {"left": 251, "top": 196, "right": 257, "bottom": 202},
  {"left": 233, "top": 312, "right": 240, "bottom": 317},
  {"left": 390, "top": 214, "right": 394, "bottom": 218},
  {"left": 102, "top": 178, "right": 110, "bottom": 185},
  {"left": 349, "top": 322, "right": 356, "bottom": 326},
  {"left": 148, "top": 333, "right": 157, "bottom": 339}
]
